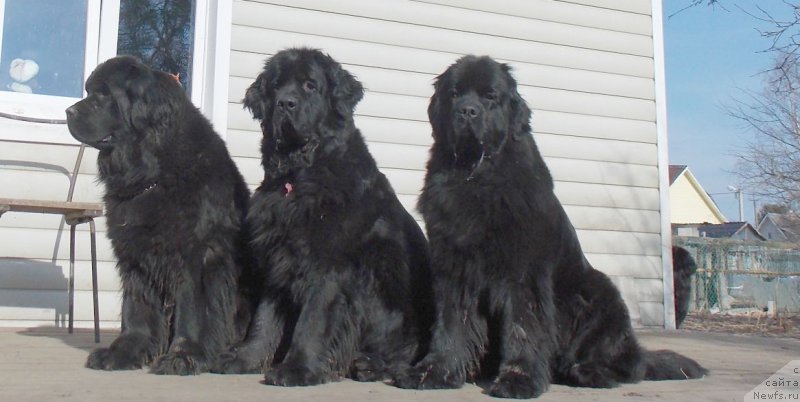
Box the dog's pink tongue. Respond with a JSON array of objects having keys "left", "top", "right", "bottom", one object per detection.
[{"left": 285, "top": 182, "right": 293, "bottom": 196}]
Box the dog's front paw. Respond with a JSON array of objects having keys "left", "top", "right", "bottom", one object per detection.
[{"left": 150, "top": 338, "right": 207, "bottom": 375}]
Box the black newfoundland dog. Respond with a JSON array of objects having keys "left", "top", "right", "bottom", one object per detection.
[
  {"left": 673, "top": 246, "right": 698, "bottom": 328},
  {"left": 393, "top": 56, "right": 707, "bottom": 398},
  {"left": 213, "top": 48, "right": 434, "bottom": 385},
  {"left": 66, "top": 56, "right": 254, "bottom": 375}
]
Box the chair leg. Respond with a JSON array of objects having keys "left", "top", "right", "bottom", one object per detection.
[
  {"left": 68, "top": 223, "right": 76, "bottom": 334},
  {"left": 89, "top": 219, "right": 100, "bottom": 343}
]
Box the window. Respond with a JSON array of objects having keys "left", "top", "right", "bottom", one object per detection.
[
  {"left": 0, "top": 0, "right": 230, "bottom": 143},
  {"left": 0, "top": 0, "right": 100, "bottom": 129},
  {"left": 116, "top": 0, "right": 195, "bottom": 92},
  {"left": 0, "top": 0, "right": 88, "bottom": 98}
]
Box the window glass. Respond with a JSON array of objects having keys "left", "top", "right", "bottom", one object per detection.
[
  {"left": 117, "top": 0, "right": 195, "bottom": 92},
  {"left": 0, "top": 0, "right": 88, "bottom": 98}
]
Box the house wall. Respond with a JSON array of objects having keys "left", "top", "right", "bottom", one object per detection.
[
  {"left": 758, "top": 219, "right": 787, "bottom": 242},
  {"left": 670, "top": 174, "right": 725, "bottom": 225},
  {"left": 0, "top": 0, "right": 670, "bottom": 328},
  {"left": 226, "top": 0, "right": 666, "bottom": 327}
]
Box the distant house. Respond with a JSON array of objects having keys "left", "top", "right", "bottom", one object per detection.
[
  {"left": 673, "top": 222, "right": 765, "bottom": 241},
  {"left": 669, "top": 165, "right": 727, "bottom": 225},
  {"left": 758, "top": 213, "right": 800, "bottom": 243}
]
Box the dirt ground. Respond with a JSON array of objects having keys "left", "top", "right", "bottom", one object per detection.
[
  {"left": 681, "top": 311, "right": 800, "bottom": 339},
  {"left": 1, "top": 326, "right": 799, "bottom": 401}
]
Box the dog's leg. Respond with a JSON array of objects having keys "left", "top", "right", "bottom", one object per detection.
[
  {"left": 393, "top": 286, "right": 483, "bottom": 390},
  {"left": 349, "top": 304, "right": 417, "bottom": 382},
  {"left": 263, "top": 278, "right": 355, "bottom": 386},
  {"left": 487, "top": 284, "right": 554, "bottom": 399},
  {"left": 552, "top": 271, "right": 646, "bottom": 387},
  {"left": 86, "top": 273, "right": 166, "bottom": 370},
  {"left": 213, "top": 297, "right": 284, "bottom": 374},
  {"left": 150, "top": 270, "right": 212, "bottom": 375}
]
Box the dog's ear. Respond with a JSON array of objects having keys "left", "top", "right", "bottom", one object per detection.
[
  {"left": 502, "top": 64, "right": 532, "bottom": 140},
  {"left": 428, "top": 69, "right": 451, "bottom": 143},
  {"left": 108, "top": 83, "right": 132, "bottom": 129},
  {"left": 243, "top": 72, "right": 269, "bottom": 120},
  {"left": 330, "top": 61, "right": 364, "bottom": 118},
  {"left": 106, "top": 58, "right": 162, "bottom": 132},
  {"left": 126, "top": 66, "right": 167, "bottom": 132},
  {"left": 509, "top": 90, "right": 532, "bottom": 140}
]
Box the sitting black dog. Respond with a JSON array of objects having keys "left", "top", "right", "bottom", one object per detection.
[
  {"left": 66, "top": 56, "right": 254, "bottom": 375},
  {"left": 393, "top": 55, "right": 707, "bottom": 398},
  {"left": 213, "top": 48, "right": 434, "bottom": 386}
]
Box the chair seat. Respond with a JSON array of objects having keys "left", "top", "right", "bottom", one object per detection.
[{"left": 0, "top": 198, "right": 103, "bottom": 218}]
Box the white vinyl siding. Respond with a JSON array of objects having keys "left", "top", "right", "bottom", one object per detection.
[
  {"left": 0, "top": 0, "right": 669, "bottom": 328},
  {"left": 227, "top": 0, "right": 665, "bottom": 327}
]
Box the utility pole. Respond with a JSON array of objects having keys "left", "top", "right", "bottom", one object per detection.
[
  {"left": 736, "top": 188, "right": 744, "bottom": 222},
  {"left": 728, "top": 185, "right": 745, "bottom": 222}
]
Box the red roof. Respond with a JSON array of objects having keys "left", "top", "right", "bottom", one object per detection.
[{"left": 669, "top": 165, "right": 687, "bottom": 185}]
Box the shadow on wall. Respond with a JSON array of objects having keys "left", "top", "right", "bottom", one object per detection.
[{"left": 0, "top": 258, "right": 69, "bottom": 327}]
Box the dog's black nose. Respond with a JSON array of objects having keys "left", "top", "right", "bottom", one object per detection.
[
  {"left": 459, "top": 105, "right": 479, "bottom": 119},
  {"left": 277, "top": 96, "right": 298, "bottom": 112}
]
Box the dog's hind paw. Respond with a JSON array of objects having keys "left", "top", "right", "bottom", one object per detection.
[
  {"left": 85, "top": 334, "right": 156, "bottom": 371},
  {"left": 211, "top": 350, "right": 263, "bottom": 374},
  {"left": 488, "top": 369, "right": 547, "bottom": 399},
  {"left": 86, "top": 347, "right": 146, "bottom": 371},
  {"left": 350, "top": 355, "right": 390, "bottom": 382},
  {"left": 392, "top": 361, "right": 465, "bottom": 390},
  {"left": 263, "top": 363, "right": 330, "bottom": 387}
]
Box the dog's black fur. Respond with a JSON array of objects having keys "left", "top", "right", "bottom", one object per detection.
[
  {"left": 66, "top": 56, "right": 254, "bottom": 375},
  {"left": 672, "top": 246, "right": 698, "bottom": 328},
  {"left": 392, "top": 56, "right": 707, "bottom": 398},
  {"left": 212, "top": 48, "right": 434, "bottom": 386}
]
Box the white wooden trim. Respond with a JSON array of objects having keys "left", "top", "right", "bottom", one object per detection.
[
  {"left": 97, "top": 0, "right": 121, "bottom": 63},
  {"left": 190, "top": 0, "right": 209, "bottom": 108},
  {"left": 0, "top": 1, "right": 5, "bottom": 59},
  {"left": 207, "top": 0, "right": 232, "bottom": 136},
  {"left": 652, "top": 0, "right": 675, "bottom": 330}
]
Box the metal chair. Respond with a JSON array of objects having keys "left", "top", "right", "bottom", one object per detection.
[{"left": 0, "top": 113, "right": 103, "bottom": 343}]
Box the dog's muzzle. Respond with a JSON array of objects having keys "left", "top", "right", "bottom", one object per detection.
[{"left": 453, "top": 98, "right": 485, "bottom": 139}]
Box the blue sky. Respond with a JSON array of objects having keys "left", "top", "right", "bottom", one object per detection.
[{"left": 662, "top": 1, "right": 793, "bottom": 223}]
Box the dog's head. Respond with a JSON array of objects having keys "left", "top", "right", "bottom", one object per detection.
[
  {"left": 428, "top": 55, "right": 531, "bottom": 167},
  {"left": 243, "top": 48, "right": 364, "bottom": 155},
  {"left": 66, "top": 56, "right": 183, "bottom": 150}
]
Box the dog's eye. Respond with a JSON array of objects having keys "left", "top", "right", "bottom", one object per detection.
[
  {"left": 95, "top": 84, "right": 110, "bottom": 96},
  {"left": 485, "top": 92, "right": 498, "bottom": 101},
  {"left": 303, "top": 80, "right": 317, "bottom": 93},
  {"left": 450, "top": 89, "right": 458, "bottom": 99}
]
